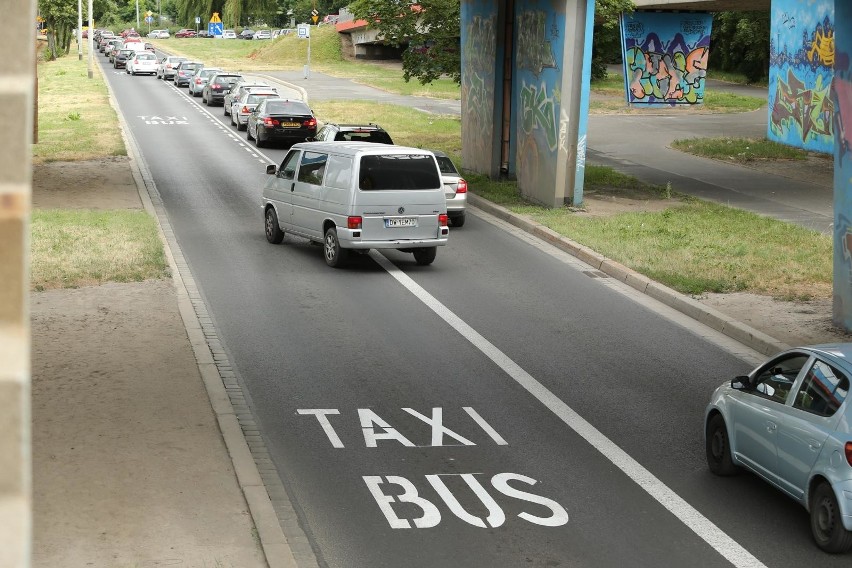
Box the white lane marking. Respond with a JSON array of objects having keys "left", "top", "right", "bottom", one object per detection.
[
  {"left": 368, "top": 250, "right": 766, "bottom": 568},
  {"left": 166, "top": 83, "right": 277, "bottom": 165}
]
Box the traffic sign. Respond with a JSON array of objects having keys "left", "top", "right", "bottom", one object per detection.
[
  {"left": 145, "top": 16, "right": 153, "bottom": 23},
  {"left": 195, "top": 16, "right": 201, "bottom": 24},
  {"left": 311, "top": 9, "right": 318, "bottom": 16},
  {"left": 297, "top": 23, "right": 310, "bottom": 38},
  {"left": 312, "top": 15, "right": 319, "bottom": 24}
]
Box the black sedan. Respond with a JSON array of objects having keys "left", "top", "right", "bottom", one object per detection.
[
  {"left": 112, "top": 48, "right": 135, "bottom": 69},
  {"left": 246, "top": 99, "right": 317, "bottom": 148}
]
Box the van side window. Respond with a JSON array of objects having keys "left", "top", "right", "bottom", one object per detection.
[
  {"left": 325, "top": 155, "right": 353, "bottom": 189},
  {"left": 358, "top": 154, "right": 441, "bottom": 190},
  {"left": 278, "top": 150, "right": 300, "bottom": 180},
  {"left": 298, "top": 152, "right": 328, "bottom": 186}
]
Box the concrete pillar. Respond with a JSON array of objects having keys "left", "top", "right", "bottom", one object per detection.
[
  {"left": 832, "top": 1, "right": 852, "bottom": 330},
  {"left": 0, "top": 0, "right": 34, "bottom": 566},
  {"left": 510, "top": 0, "right": 594, "bottom": 207}
]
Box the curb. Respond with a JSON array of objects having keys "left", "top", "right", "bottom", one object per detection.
[
  {"left": 101, "top": 58, "right": 298, "bottom": 568},
  {"left": 467, "top": 193, "right": 791, "bottom": 357},
  {"left": 254, "top": 73, "right": 309, "bottom": 103}
]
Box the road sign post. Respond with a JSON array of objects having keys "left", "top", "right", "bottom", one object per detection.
[{"left": 298, "top": 23, "right": 311, "bottom": 79}]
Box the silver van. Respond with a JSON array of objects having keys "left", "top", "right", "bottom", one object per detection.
[{"left": 262, "top": 141, "right": 450, "bottom": 267}]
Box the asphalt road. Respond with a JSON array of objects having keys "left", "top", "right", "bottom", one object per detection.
[{"left": 99, "top": 54, "right": 848, "bottom": 568}]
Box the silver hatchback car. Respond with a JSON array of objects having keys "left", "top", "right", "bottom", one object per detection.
[{"left": 705, "top": 344, "right": 852, "bottom": 553}]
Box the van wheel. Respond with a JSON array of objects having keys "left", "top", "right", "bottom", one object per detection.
[
  {"left": 413, "top": 247, "right": 437, "bottom": 266},
  {"left": 450, "top": 213, "right": 466, "bottom": 227},
  {"left": 265, "top": 208, "right": 284, "bottom": 244},
  {"left": 324, "top": 227, "right": 349, "bottom": 268},
  {"left": 811, "top": 482, "right": 852, "bottom": 553}
]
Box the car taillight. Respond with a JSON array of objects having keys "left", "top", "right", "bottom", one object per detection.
[
  {"left": 195, "top": 78, "right": 202, "bottom": 84},
  {"left": 439, "top": 214, "right": 449, "bottom": 227},
  {"left": 303, "top": 117, "right": 317, "bottom": 128},
  {"left": 347, "top": 216, "right": 362, "bottom": 229},
  {"left": 263, "top": 117, "right": 279, "bottom": 126},
  {"left": 212, "top": 85, "right": 222, "bottom": 90},
  {"left": 846, "top": 442, "right": 852, "bottom": 466},
  {"left": 241, "top": 106, "right": 250, "bottom": 114},
  {"left": 456, "top": 178, "right": 467, "bottom": 193}
]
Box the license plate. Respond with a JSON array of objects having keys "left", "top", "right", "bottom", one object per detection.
[
  {"left": 385, "top": 217, "right": 417, "bottom": 228},
  {"left": 281, "top": 122, "right": 300, "bottom": 127}
]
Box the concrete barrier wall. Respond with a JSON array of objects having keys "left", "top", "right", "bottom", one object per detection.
[{"left": 832, "top": 1, "right": 852, "bottom": 329}]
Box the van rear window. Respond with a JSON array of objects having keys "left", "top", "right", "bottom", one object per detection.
[{"left": 358, "top": 155, "right": 440, "bottom": 191}]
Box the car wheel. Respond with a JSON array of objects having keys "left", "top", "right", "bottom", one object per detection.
[
  {"left": 131, "top": 70, "right": 137, "bottom": 76},
  {"left": 246, "top": 124, "right": 254, "bottom": 140},
  {"left": 450, "top": 213, "right": 466, "bottom": 227},
  {"left": 324, "top": 227, "right": 349, "bottom": 268},
  {"left": 810, "top": 482, "right": 852, "bottom": 553},
  {"left": 706, "top": 413, "right": 738, "bottom": 476},
  {"left": 265, "top": 207, "right": 284, "bottom": 244},
  {"left": 230, "top": 112, "right": 236, "bottom": 126},
  {"left": 224, "top": 104, "right": 230, "bottom": 116},
  {"left": 413, "top": 247, "right": 437, "bottom": 266},
  {"left": 237, "top": 117, "right": 246, "bottom": 131},
  {"left": 255, "top": 129, "right": 266, "bottom": 148}
]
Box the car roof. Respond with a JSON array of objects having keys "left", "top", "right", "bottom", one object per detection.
[
  {"left": 293, "top": 141, "right": 434, "bottom": 157},
  {"left": 328, "top": 123, "right": 385, "bottom": 130}
]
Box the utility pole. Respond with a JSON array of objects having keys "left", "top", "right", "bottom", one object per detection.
[
  {"left": 87, "top": 0, "right": 93, "bottom": 79},
  {"left": 136, "top": 0, "right": 140, "bottom": 29},
  {"left": 77, "top": 0, "right": 83, "bottom": 60}
]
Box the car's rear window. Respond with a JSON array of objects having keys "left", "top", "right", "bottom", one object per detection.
[
  {"left": 137, "top": 53, "right": 156, "bottom": 60},
  {"left": 265, "top": 101, "right": 310, "bottom": 115},
  {"left": 358, "top": 155, "right": 441, "bottom": 191},
  {"left": 247, "top": 93, "right": 277, "bottom": 104},
  {"left": 181, "top": 64, "right": 199, "bottom": 71},
  {"left": 213, "top": 76, "right": 241, "bottom": 85},
  {"left": 435, "top": 156, "right": 458, "bottom": 175},
  {"left": 336, "top": 131, "right": 393, "bottom": 144}
]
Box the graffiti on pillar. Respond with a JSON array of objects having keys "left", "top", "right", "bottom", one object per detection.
[
  {"left": 833, "top": 0, "right": 852, "bottom": 330},
  {"left": 511, "top": 4, "right": 563, "bottom": 203},
  {"left": 768, "top": 2, "right": 835, "bottom": 154},
  {"left": 461, "top": 4, "right": 497, "bottom": 172},
  {"left": 619, "top": 12, "right": 712, "bottom": 106},
  {"left": 516, "top": 10, "right": 557, "bottom": 75},
  {"left": 519, "top": 81, "right": 558, "bottom": 152}
]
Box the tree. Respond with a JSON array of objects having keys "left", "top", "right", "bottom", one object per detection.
[
  {"left": 709, "top": 11, "right": 770, "bottom": 83},
  {"left": 39, "top": 0, "right": 78, "bottom": 59},
  {"left": 591, "top": 0, "right": 634, "bottom": 80},
  {"left": 348, "top": 0, "right": 635, "bottom": 85},
  {"left": 348, "top": 0, "right": 460, "bottom": 84}
]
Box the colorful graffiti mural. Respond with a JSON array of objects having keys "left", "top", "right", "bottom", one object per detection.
[
  {"left": 619, "top": 12, "right": 712, "bottom": 106},
  {"left": 461, "top": 2, "right": 497, "bottom": 173},
  {"left": 511, "top": 4, "right": 563, "bottom": 203},
  {"left": 768, "top": 1, "right": 835, "bottom": 154},
  {"left": 832, "top": 1, "right": 852, "bottom": 329}
]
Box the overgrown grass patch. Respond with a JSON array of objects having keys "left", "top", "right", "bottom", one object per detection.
[
  {"left": 310, "top": 101, "right": 462, "bottom": 158},
  {"left": 671, "top": 137, "right": 810, "bottom": 162},
  {"left": 34, "top": 47, "right": 125, "bottom": 163},
  {"left": 31, "top": 210, "right": 169, "bottom": 290},
  {"left": 467, "top": 176, "right": 831, "bottom": 299}
]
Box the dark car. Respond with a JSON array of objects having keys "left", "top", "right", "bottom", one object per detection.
[
  {"left": 311, "top": 123, "right": 394, "bottom": 144},
  {"left": 246, "top": 98, "right": 317, "bottom": 148},
  {"left": 202, "top": 73, "right": 242, "bottom": 106},
  {"left": 174, "top": 28, "right": 196, "bottom": 38},
  {"left": 112, "top": 48, "right": 135, "bottom": 69},
  {"left": 173, "top": 61, "right": 202, "bottom": 87},
  {"left": 239, "top": 29, "right": 255, "bottom": 39},
  {"left": 197, "top": 30, "right": 213, "bottom": 38}
]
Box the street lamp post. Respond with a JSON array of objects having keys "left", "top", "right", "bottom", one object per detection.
[
  {"left": 77, "top": 0, "right": 82, "bottom": 60},
  {"left": 87, "top": 0, "right": 93, "bottom": 79}
]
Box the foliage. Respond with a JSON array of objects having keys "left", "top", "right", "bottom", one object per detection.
[
  {"left": 39, "top": 0, "right": 77, "bottom": 58},
  {"left": 709, "top": 11, "right": 770, "bottom": 84},
  {"left": 591, "top": 0, "right": 634, "bottom": 80},
  {"left": 348, "top": 0, "right": 461, "bottom": 85}
]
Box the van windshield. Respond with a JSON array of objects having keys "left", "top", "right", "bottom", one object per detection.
[{"left": 358, "top": 155, "right": 441, "bottom": 191}]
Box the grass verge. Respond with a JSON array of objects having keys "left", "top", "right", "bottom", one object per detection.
[
  {"left": 31, "top": 210, "right": 169, "bottom": 291},
  {"left": 670, "top": 137, "right": 811, "bottom": 162},
  {"left": 470, "top": 175, "right": 831, "bottom": 300},
  {"left": 150, "top": 27, "right": 461, "bottom": 100},
  {"left": 34, "top": 42, "right": 125, "bottom": 163}
]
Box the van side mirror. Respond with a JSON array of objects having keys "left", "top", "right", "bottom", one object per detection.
[{"left": 266, "top": 164, "right": 277, "bottom": 175}]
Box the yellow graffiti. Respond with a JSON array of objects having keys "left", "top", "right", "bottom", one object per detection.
[{"left": 807, "top": 28, "right": 834, "bottom": 67}]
